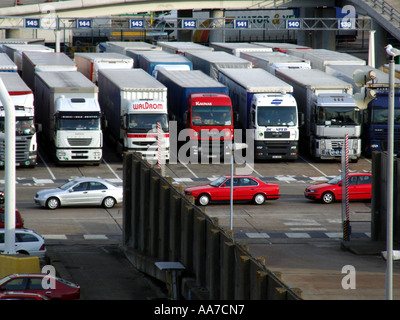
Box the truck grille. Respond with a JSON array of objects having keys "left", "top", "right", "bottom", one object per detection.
[
  {"left": 68, "top": 138, "right": 92, "bottom": 146},
  {"left": 264, "top": 131, "right": 290, "bottom": 139},
  {"left": 0, "top": 138, "right": 31, "bottom": 163},
  {"left": 330, "top": 140, "right": 343, "bottom": 149}
]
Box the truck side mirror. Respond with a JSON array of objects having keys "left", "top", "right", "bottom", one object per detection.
[
  {"left": 35, "top": 123, "right": 42, "bottom": 133},
  {"left": 298, "top": 112, "right": 305, "bottom": 126},
  {"left": 183, "top": 111, "right": 188, "bottom": 124}
]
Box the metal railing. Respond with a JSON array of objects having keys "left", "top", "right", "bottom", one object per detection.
[{"left": 366, "top": 0, "right": 400, "bottom": 26}]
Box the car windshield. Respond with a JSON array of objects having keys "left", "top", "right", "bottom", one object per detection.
[
  {"left": 59, "top": 180, "right": 79, "bottom": 190},
  {"left": 209, "top": 176, "right": 227, "bottom": 187},
  {"left": 327, "top": 175, "right": 342, "bottom": 185}
]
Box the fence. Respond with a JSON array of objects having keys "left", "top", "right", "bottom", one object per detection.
[{"left": 121, "top": 152, "right": 302, "bottom": 300}]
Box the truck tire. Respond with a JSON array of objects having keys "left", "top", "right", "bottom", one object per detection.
[
  {"left": 321, "top": 192, "right": 335, "bottom": 204},
  {"left": 253, "top": 193, "right": 266, "bottom": 205}
]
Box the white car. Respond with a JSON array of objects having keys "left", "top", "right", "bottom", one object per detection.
[
  {"left": 0, "top": 229, "right": 46, "bottom": 258},
  {"left": 34, "top": 177, "right": 123, "bottom": 210}
]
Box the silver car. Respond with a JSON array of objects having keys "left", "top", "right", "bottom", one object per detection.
[{"left": 34, "top": 177, "right": 123, "bottom": 210}]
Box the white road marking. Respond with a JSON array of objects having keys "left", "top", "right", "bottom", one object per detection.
[{"left": 38, "top": 151, "right": 56, "bottom": 180}]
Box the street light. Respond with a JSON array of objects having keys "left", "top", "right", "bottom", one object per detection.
[
  {"left": 228, "top": 142, "right": 248, "bottom": 231},
  {"left": 0, "top": 77, "right": 16, "bottom": 255},
  {"left": 384, "top": 44, "right": 400, "bottom": 300}
]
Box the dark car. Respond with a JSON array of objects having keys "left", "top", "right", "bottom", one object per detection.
[
  {"left": 184, "top": 175, "right": 280, "bottom": 206},
  {"left": 0, "top": 273, "right": 80, "bottom": 300},
  {"left": 304, "top": 172, "right": 372, "bottom": 204}
]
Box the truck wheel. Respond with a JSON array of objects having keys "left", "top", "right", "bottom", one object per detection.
[
  {"left": 46, "top": 197, "right": 60, "bottom": 210},
  {"left": 102, "top": 196, "right": 116, "bottom": 209},
  {"left": 253, "top": 193, "right": 266, "bottom": 205},
  {"left": 321, "top": 192, "right": 334, "bottom": 204},
  {"left": 197, "top": 194, "right": 210, "bottom": 206}
]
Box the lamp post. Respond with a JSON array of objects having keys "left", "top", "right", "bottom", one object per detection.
[
  {"left": 384, "top": 44, "right": 400, "bottom": 300},
  {"left": 386, "top": 56, "right": 395, "bottom": 301},
  {"left": 0, "top": 78, "right": 16, "bottom": 255},
  {"left": 228, "top": 142, "right": 248, "bottom": 231}
]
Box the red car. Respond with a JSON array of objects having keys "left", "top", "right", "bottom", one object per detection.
[
  {"left": 0, "top": 208, "right": 24, "bottom": 228},
  {"left": 0, "top": 291, "right": 49, "bottom": 300},
  {"left": 184, "top": 175, "right": 280, "bottom": 206},
  {"left": 0, "top": 274, "right": 80, "bottom": 300},
  {"left": 304, "top": 172, "right": 372, "bottom": 204}
]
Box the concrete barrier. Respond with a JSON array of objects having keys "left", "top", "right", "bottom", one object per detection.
[
  {"left": 121, "top": 152, "right": 302, "bottom": 300},
  {"left": 0, "top": 255, "right": 40, "bottom": 278}
]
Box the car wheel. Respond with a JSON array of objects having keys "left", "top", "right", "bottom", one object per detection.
[
  {"left": 197, "top": 194, "right": 210, "bottom": 206},
  {"left": 102, "top": 196, "right": 116, "bottom": 209},
  {"left": 46, "top": 197, "right": 60, "bottom": 210},
  {"left": 253, "top": 193, "right": 266, "bottom": 205},
  {"left": 321, "top": 192, "right": 335, "bottom": 204}
]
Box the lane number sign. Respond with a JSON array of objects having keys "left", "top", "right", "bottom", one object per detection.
[
  {"left": 77, "top": 19, "right": 92, "bottom": 28},
  {"left": 234, "top": 19, "right": 249, "bottom": 29},
  {"left": 182, "top": 19, "right": 197, "bottom": 29},
  {"left": 25, "top": 18, "right": 40, "bottom": 28},
  {"left": 286, "top": 19, "right": 301, "bottom": 29},
  {"left": 130, "top": 19, "right": 144, "bottom": 29}
]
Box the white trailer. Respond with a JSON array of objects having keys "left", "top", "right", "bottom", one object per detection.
[
  {"left": 98, "top": 69, "right": 169, "bottom": 160},
  {"left": 103, "top": 41, "right": 161, "bottom": 55},
  {"left": 218, "top": 68, "right": 299, "bottom": 160},
  {"left": 2, "top": 44, "right": 54, "bottom": 71},
  {"left": 210, "top": 42, "right": 273, "bottom": 57},
  {"left": 22, "top": 52, "right": 77, "bottom": 90},
  {"left": 157, "top": 41, "right": 214, "bottom": 55},
  {"left": 0, "top": 53, "right": 17, "bottom": 72},
  {"left": 276, "top": 69, "right": 361, "bottom": 161},
  {"left": 0, "top": 73, "right": 39, "bottom": 167},
  {"left": 184, "top": 50, "right": 252, "bottom": 80},
  {"left": 34, "top": 71, "right": 103, "bottom": 165},
  {"left": 251, "top": 42, "right": 311, "bottom": 53},
  {"left": 240, "top": 51, "right": 311, "bottom": 75},
  {"left": 74, "top": 52, "right": 133, "bottom": 83},
  {"left": 286, "top": 48, "right": 366, "bottom": 71}
]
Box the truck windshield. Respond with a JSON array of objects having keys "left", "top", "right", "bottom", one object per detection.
[
  {"left": 371, "top": 107, "right": 400, "bottom": 125},
  {"left": 257, "top": 106, "right": 297, "bottom": 126},
  {"left": 57, "top": 117, "right": 100, "bottom": 130},
  {"left": 317, "top": 107, "right": 360, "bottom": 126},
  {"left": 192, "top": 106, "right": 232, "bottom": 126},
  {"left": 128, "top": 114, "right": 169, "bottom": 132},
  {"left": 0, "top": 118, "right": 35, "bottom": 135}
]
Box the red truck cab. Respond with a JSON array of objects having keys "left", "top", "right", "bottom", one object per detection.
[{"left": 186, "top": 93, "right": 234, "bottom": 159}]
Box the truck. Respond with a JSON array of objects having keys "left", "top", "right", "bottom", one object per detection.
[
  {"left": 156, "top": 70, "right": 234, "bottom": 160},
  {"left": 325, "top": 64, "right": 400, "bottom": 157},
  {"left": 286, "top": 48, "right": 365, "bottom": 71},
  {"left": 275, "top": 69, "right": 361, "bottom": 161},
  {"left": 97, "top": 68, "right": 169, "bottom": 160},
  {"left": 2, "top": 44, "right": 54, "bottom": 72},
  {"left": 218, "top": 68, "right": 299, "bottom": 160},
  {"left": 0, "top": 73, "right": 39, "bottom": 167},
  {"left": 184, "top": 50, "right": 252, "bottom": 80},
  {"left": 156, "top": 41, "right": 214, "bottom": 55},
  {"left": 138, "top": 50, "right": 192, "bottom": 78},
  {"left": 34, "top": 71, "right": 103, "bottom": 165},
  {"left": 102, "top": 41, "right": 162, "bottom": 55},
  {"left": 209, "top": 42, "right": 273, "bottom": 57},
  {"left": 240, "top": 51, "right": 311, "bottom": 75},
  {"left": 0, "top": 53, "right": 18, "bottom": 72},
  {"left": 74, "top": 52, "right": 133, "bottom": 83},
  {"left": 22, "top": 52, "right": 77, "bottom": 90}
]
